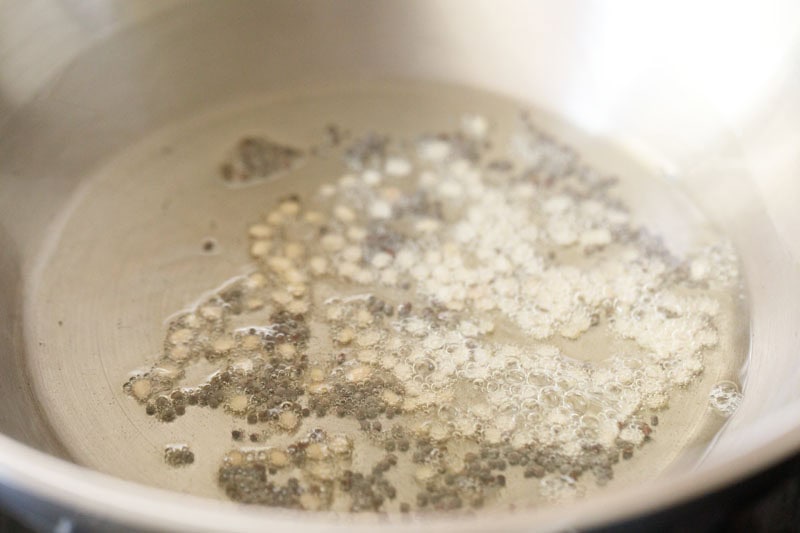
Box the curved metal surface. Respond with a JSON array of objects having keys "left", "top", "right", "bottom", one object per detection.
[{"left": 0, "top": 0, "right": 799, "bottom": 531}]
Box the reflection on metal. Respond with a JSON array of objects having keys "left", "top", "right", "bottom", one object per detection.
[{"left": 0, "top": 1, "right": 798, "bottom": 531}]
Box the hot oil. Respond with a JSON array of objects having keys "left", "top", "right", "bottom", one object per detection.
[{"left": 27, "top": 81, "right": 748, "bottom": 511}]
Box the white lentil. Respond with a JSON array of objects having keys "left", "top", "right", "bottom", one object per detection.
[
  {"left": 384, "top": 156, "right": 412, "bottom": 177},
  {"left": 303, "top": 210, "right": 325, "bottom": 224},
  {"left": 269, "top": 449, "right": 289, "bottom": 467},
  {"left": 308, "top": 367, "right": 325, "bottom": 382},
  {"left": 362, "top": 169, "right": 382, "bottom": 185},
  {"left": 278, "top": 411, "right": 299, "bottom": 430},
  {"left": 345, "top": 365, "right": 372, "bottom": 382},
  {"left": 354, "top": 269, "right": 374, "bottom": 284},
  {"left": 245, "top": 272, "right": 267, "bottom": 289},
  {"left": 226, "top": 450, "right": 244, "bottom": 466},
  {"left": 369, "top": 201, "right": 392, "bottom": 219},
  {"left": 245, "top": 297, "right": 264, "bottom": 311},
  {"left": 355, "top": 309, "right": 374, "bottom": 326},
  {"left": 370, "top": 252, "right": 393, "bottom": 269},
  {"left": 267, "top": 256, "right": 292, "bottom": 273},
  {"left": 328, "top": 434, "right": 352, "bottom": 455},
  {"left": 169, "top": 328, "right": 193, "bottom": 345},
  {"left": 299, "top": 493, "right": 322, "bottom": 511},
  {"left": 227, "top": 395, "right": 249, "bottom": 413},
  {"left": 286, "top": 300, "right": 309, "bottom": 315},
  {"left": 460, "top": 113, "right": 489, "bottom": 138},
  {"left": 276, "top": 343, "right": 296, "bottom": 359},
  {"left": 342, "top": 228, "right": 365, "bottom": 245},
  {"left": 240, "top": 335, "right": 261, "bottom": 350},
  {"left": 342, "top": 245, "right": 362, "bottom": 263},
  {"left": 131, "top": 379, "right": 152, "bottom": 401},
  {"left": 418, "top": 138, "right": 451, "bottom": 161},
  {"left": 334, "top": 205, "right": 356, "bottom": 223},
  {"left": 381, "top": 390, "right": 401, "bottom": 407},
  {"left": 309, "top": 256, "right": 328, "bottom": 276},
  {"left": 266, "top": 211, "right": 284, "bottom": 226},
  {"left": 357, "top": 349, "right": 378, "bottom": 363},
  {"left": 278, "top": 199, "right": 300, "bottom": 216},
  {"left": 200, "top": 305, "right": 223, "bottom": 321},
  {"left": 356, "top": 330, "right": 380, "bottom": 347},
  {"left": 580, "top": 228, "right": 612, "bottom": 247},
  {"left": 336, "top": 328, "right": 355, "bottom": 345},
  {"left": 283, "top": 269, "right": 306, "bottom": 284},
  {"left": 319, "top": 184, "right": 336, "bottom": 197},
  {"left": 284, "top": 242, "right": 305, "bottom": 259},
  {"left": 287, "top": 283, "right": 307, "bottom": 297},
  {"left": 248, "top": 224, "right": 273, "bottom": 239},
  {"left": 305, "top": 442, "right": 329, "bottom": 461},
  {"left": 212, "top": 336, "right": 235, "bottom": 353},
  {"left": 168, "top": 345, "right": 191, "bottom": 361},
  {"left": 321, "top": 234, "right": 345, "bottom": 252},
  {"left": 271, "top": 290, "right": 292, "bottom": 305}
]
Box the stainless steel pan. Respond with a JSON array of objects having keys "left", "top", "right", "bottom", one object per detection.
[{"left": 1, "top": 1, "right": 799, "bottom": 531}]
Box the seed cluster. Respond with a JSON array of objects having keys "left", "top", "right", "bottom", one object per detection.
[
  {"left": 125, "top": 112, "right": 740, "bottom": 511},
  {"left": 164, "top": 444, "right": 195, "bottom": 467},
  {"left": 220, "top": 136, "right": 304, "bottom": 184},
  {"left": 218, "top": 429, "right": 355, "bottom": 509}
]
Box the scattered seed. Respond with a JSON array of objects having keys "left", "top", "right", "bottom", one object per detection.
[
  {"left": 227, "top": 395, "right": 249, "bottom": 413},
  {"left": 269, "top": 449, "right": 290, "bottom": 467},
  {"left": 279, "top": 411, "right": 299, "bottom": 431},
  {"left": 249, "top": 224, "right": 273, "bottom": 239},
  {"left": 131, "top": 379, "right": 152, "bottom": 401},
  {"left": 164, "top": 445, "right": 194, "bottom": 467}
]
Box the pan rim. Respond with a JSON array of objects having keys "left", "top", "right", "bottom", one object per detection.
[{"left": 0, "top": 400, "right": 798, "bottom": 532}]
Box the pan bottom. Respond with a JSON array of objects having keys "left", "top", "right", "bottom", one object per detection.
[{"left": 24, "top": 81, "right": 749, "bottom": 511}]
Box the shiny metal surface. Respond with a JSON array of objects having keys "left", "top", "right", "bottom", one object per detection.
[{"left": 0, "top": 1, "right": 799, "bottom": 531}]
